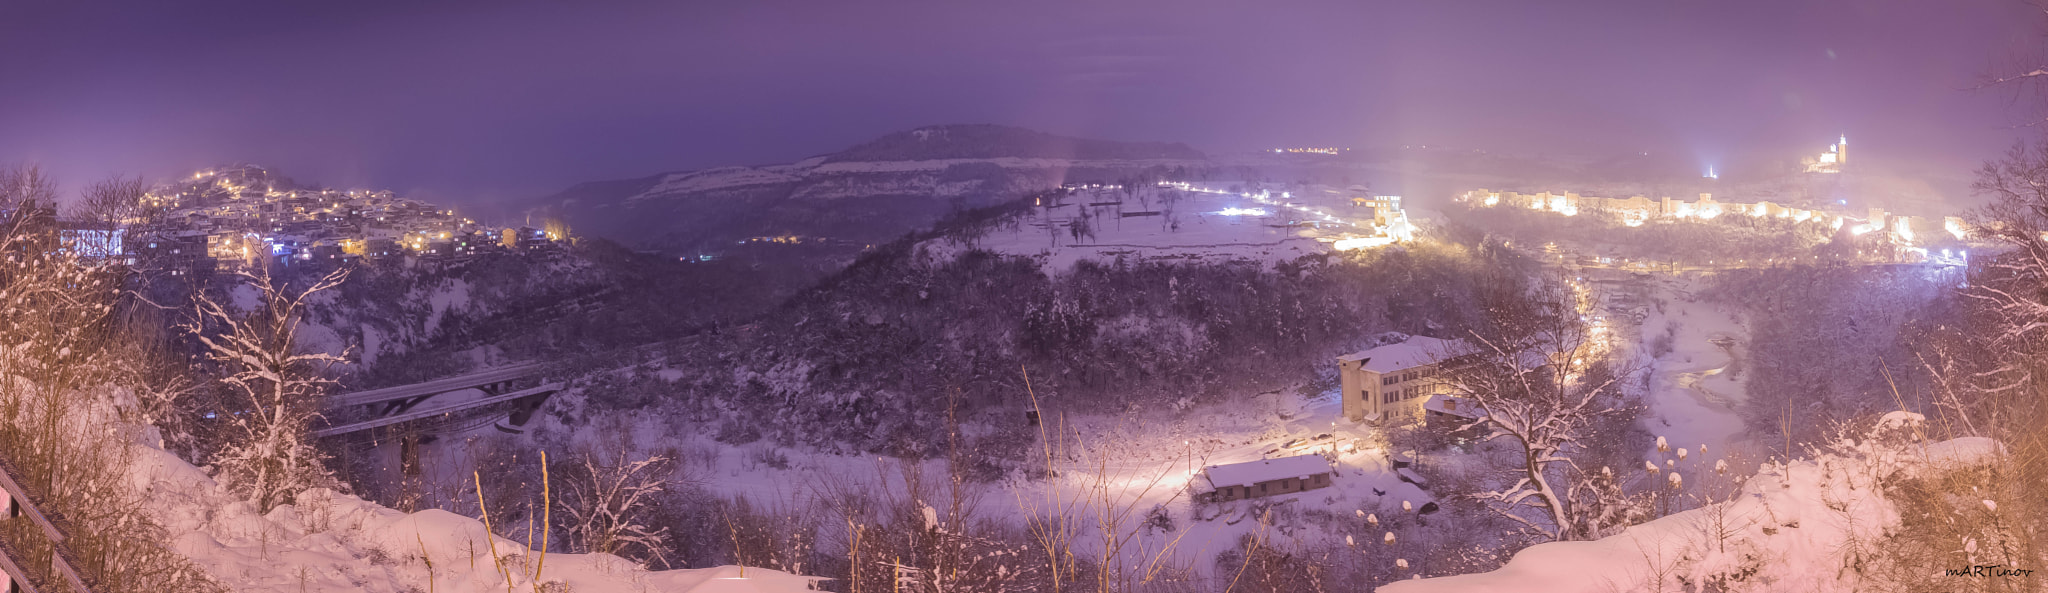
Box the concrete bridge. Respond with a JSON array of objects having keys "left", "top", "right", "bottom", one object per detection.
[{"left": 314, "top": 362, "right": 566, "bottom": 439}]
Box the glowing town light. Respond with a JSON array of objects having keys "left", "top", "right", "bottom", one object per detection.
[
  {"left": 1215, "top": 207, "right": 1269, "bottom": 217},
  {"left": 1893, "top": 218, "right": 1915, "bottom": 242},
  {"left": 1482, "top": 193, "right": 1499, "bottom": 206},
  {"left": 1946, "top": 217, "right": 1968, "bottom": 240},
  {"left": 1704, "top": 166, "right": 1718, "bottom": 179}
]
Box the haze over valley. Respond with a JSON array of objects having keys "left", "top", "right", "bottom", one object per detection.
[{"left": 1, "top": 2, "right": 2046, "bottom": 593}]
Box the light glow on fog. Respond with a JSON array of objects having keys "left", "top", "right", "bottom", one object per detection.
[{"left": 1215, "top": 207, "right": 1269, "bottom": 217}]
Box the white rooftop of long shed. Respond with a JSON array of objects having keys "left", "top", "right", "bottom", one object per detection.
[
  {"left": 1337, "top": 336, "right": 1467, "bottom": 373},
  {"left": 1203, "top": 454, "right": 1333, "bottom": 489}
]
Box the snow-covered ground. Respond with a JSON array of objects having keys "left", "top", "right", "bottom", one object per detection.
[
  {"left": 433, "top": 382, "right": 1439, "bottom": 579},
  {"left": 1384, "top": 414, "right": 2004, "bottom": 593},
  {"left": 126, "top": 426, "right": 820, "bottom": 592},
  {"left": 1014, "top": 390, "right": 1436, "bottom": 565},
  {"left": 949, "top": 188, "right": 1340, "bottom": 271}
]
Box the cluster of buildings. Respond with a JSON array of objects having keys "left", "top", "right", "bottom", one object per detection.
[
  {"left": 124, "top": 165, "right": 567, "bottom": 276},
  {"left": 1192, "top": 334, "right": 1474, "bottom": 505},
  {"left": 1458, "top": 188, "right": 1967, "bottom": 248},
  {"left": 1803, "top": 135, "right": 1849, "bottom": 174}
]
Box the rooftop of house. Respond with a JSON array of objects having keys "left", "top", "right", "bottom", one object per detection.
[
  {"left": 1337, "top": 336, "right": 1468, "bottom": 373},
  {"left": 1202, "top": 454, "right": 1333, "bottom": 489},
  {"left": 1424, "top": 394, "right": 1486, "bottom": 420}
]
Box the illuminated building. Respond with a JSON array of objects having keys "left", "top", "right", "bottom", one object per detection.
[
  {"left": 1803, "top": 135, "right": 1847, "bottom": 174},
  {"left": 1337, "top": 336, "right": 1468, "bottom": 423}
]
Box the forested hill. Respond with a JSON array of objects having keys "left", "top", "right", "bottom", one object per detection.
[{"left": 560, "top": 215, "right": 1534, "bottom": 460}]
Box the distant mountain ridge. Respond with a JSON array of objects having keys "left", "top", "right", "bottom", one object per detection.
[
  {"left": 825, "top": 124, "right": 1204, "bottom": 163},
  {"left": 531, "top": 124, "right": 1209, "bottom": 256}
]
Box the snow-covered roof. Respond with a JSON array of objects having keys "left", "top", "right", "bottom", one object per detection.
[
  {"left": 1203, "top": 454, "right": 1332, "bottom": 489},
  {"left": 1423, "top": 394, "right": 1486, "bottom": 419},
  {"left": 1337, "top": 336, "right": 1467, "bottom": 373}
]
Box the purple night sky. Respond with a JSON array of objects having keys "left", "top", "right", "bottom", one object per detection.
[{"left": 1, "top": 0, "right": 2037, "bottom": 205}]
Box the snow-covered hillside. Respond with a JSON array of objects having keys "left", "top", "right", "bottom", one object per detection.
[
  {"left": 128, "top": 426, "right": 820, "bottom": 592},
  {"left": 1383, "top": 414, "right": 2004, "bottom": 593}
]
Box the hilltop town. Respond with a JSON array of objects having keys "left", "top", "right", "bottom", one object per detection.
[{"left": 63, "top": 165, "right": 569, "bottom": 277}]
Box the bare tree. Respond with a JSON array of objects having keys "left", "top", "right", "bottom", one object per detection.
[
  {"left": 74, "top": 175, "right": 147, "bottom": 224},
  {"left": 0, "top": 163, "right": 59, "bottom": 209},
  {"left": 554, "top": 449, "right": 675, "bottom": 566},
  {"left": 1440, "top": 279, "right": 1647, "bottom": 542},
  {"left": 182, "top": 266, "right": 350, "bottom": 512}
]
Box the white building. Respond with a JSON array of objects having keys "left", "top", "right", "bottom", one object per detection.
[
  {"left": 1336, "top": 336, "right": 1468, "bottom": 422},
  {"left": 1195, "top": 454, "right": 1335, "bottom": 503}
]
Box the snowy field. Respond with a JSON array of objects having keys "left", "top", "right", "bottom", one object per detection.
[{"left": 939, "top": 187, "right": 1368, "bottom": 271}]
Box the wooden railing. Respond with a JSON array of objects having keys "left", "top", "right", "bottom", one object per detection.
[{"left": 0, "top": 456, "right": 92, "bottom": 593}]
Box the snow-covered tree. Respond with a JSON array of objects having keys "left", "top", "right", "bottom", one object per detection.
[
  {"left": 1440, "top": 280, "right": 1647, "bottom": 542},
  {"left": 553, "top": 449, "right": 673, "bottom": 565},
  {"left": 183, "top": 266, "right": 349, "bottom": 512}
]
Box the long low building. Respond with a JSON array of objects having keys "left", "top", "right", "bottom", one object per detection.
[{"left": 1195, "top": 454, "right": 1336, "bottom": 503}]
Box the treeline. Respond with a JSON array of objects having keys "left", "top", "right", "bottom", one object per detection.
[{"left": 1700, "top": 264, "right": 1962, "bottom": 452}]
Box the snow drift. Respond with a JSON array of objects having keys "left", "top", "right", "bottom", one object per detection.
[
  {"left": 127, "top": 431, "right": 820, "bottom": 592},
  {"left": 1382, "top": 413, "right": 2003, "bottom": 593}
]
